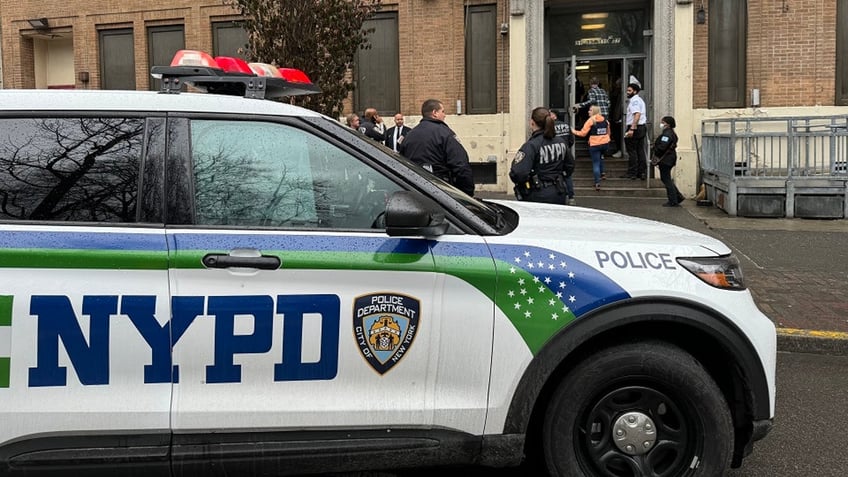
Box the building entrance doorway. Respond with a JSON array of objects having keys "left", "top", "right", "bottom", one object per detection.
[{"left": 548, "top": 57, "right": 646, "bottom": 157}]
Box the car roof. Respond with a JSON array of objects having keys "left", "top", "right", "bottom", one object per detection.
[{"left": 0, "top": 89, "right": 324, "bottom": 118}]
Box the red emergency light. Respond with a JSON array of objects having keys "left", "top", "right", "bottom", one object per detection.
[{"left": 151, "top": 49, "right": 320, "bottom": 99}]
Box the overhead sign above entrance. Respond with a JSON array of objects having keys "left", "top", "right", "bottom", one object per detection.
[{"left": 548, "top": 10, "right": 646, "bottom": 57}]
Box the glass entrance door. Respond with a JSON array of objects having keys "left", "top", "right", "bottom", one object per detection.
[
  {"left": 570, "top": 59, "right": 621, "bottom": 131},
  {"left": 547, "top": 61, "right": 573, "bottom": 121},
  {"left": 548, "top": 58, "right": 646, "bottom": 156}
]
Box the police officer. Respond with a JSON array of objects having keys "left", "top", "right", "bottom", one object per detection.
[
  {"left": 399, "top": 99, "right": 475, "bottom": 196},
  {"left": 551, "top": 110, "right": 577, "bottom": 205},
  {"left": 510, "top": 107, "right": 568, "bottom": 204},
  {"left": 360, "top": 108, "right": 386, "bottom": 142}
]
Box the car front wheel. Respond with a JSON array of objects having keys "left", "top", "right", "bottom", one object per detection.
[{"left": 542, "top": 341, "right": 733, "bottom": 477}]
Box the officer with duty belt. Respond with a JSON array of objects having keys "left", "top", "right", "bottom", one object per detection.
[{"left": 509, "top": 107, "right": 569, "bottom": 204}]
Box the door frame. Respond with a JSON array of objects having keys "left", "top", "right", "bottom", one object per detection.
[{"left": 546, "top": 55, "right": 649, "bottom": 146}]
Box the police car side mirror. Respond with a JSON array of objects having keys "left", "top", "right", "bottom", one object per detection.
[{"left": 384, "top": 191, "right": 448, "bottom": 237}]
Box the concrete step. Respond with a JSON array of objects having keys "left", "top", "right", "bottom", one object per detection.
[
  {"left": 573, "top": 186, "right": 667, "bottom": 198},
  {"left": 571, "top": 177, "right": 663, "bottom": 187},
  {"left": 570, "top": 156, "right": 665, "bottom": 198},
  {"left": 491, "top": 155, "right": 666, "bottom": 199}
]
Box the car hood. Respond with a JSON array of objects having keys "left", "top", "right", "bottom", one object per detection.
[{"left": 487, "top": 200, "right": 730, "bottom": 256}]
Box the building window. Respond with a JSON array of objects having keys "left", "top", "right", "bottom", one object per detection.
[
  {"left": 99, "top": 29, "right": 136, "bottom": 90},
  {"left": 465, "top": 5, "right": 497, "bottom": 114},
  {"left": 707, "top": 0, "right": 747, "bottom": 108},
  {"left": 838, "top": 0, "right": 848, "bottom": 105},
  {"left": 148, "top": 25, "right": 185, "bottom": 91},
  {"left": 355, "top": 12, "right": 399, "bottom": 115},
  {"left": 212, "top": 21, "right": 249, "bottom": 59}
]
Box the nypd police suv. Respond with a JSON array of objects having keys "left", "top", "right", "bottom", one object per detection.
[{"left": 0, "top": 51, "right": 775, "bottom": 476}]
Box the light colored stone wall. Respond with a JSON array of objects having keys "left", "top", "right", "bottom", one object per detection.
[{"left": 400, "top": 113, "right": 513, "bottom": 194}]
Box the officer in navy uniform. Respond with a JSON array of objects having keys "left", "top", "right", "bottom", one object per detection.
[
  {"left": 551, "top": 110, "right": 577, "bottom": 205},
  {"left": 509, "top": 107, "right": 568, "bottom": 204},
  {"left": 399, "top": 99, "right": 475, "bottom": 196},
  {"left": 360, "top": 108, "right": 386, "bottom": 143}
]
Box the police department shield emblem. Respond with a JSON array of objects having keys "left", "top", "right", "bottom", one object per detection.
[{"left": 353, "top": 293, "right": 420, "bottom": 375}]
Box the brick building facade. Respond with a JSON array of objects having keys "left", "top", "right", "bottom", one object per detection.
[
  {"left": 2, "top": 0, "right": 847, "bottom": 195},
  {"left": 693, "top": 0, "right": 841, "bottom": 108},
  {"left": 1, "top": 1, "right": 239, "bottom": 90}
]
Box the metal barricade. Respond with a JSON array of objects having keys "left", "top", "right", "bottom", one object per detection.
[{"left": 700, "top": 115, "right": 848, "bottom": 218}]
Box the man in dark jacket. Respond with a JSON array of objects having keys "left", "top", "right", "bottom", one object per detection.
[
  {"left": 399, "top": 99, "right": 474, "bottom": 196},
  {"left": 360, "top": 108, "right": 386, "bottom": 143}
]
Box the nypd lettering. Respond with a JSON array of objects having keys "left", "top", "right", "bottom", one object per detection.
[
  {"left": 27, "top": 293, "right": 340, "bottom": 387},
  {"left": 595, "top": 250, "right": 677, "bottom": 270},
  {"left": 539, "top": 142, "right": 568, "bottom": 165},
  {"left": 353, "top": 293, "right": 420, "bottom": 375},
  {"left": 554, "top": 122, "right": 571, "bottom": 136}
]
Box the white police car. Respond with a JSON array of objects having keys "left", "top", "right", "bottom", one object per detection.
[{"left": 0, "top": 51, "right": 775, "bottom": 477}]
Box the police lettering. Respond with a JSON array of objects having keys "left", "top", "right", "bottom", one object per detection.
[
  {"left": 595, "top": 250, "right": 677, "bottom": 270},
  {"left": 538, "top": 142, "right": 567, "bottom": 165},
  {"left": 356, "top": 295, "right": 417, "bottom": 319},
  {"left": 28, "top": 294, "right": 340, "bottom": 387}
]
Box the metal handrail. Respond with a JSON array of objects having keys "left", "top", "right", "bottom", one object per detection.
[{"left": 701, "top": 115, "right": 848, "bottom": 178}]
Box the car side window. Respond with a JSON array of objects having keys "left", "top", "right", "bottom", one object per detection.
[
  {"left": 190, "top": 119, "right": 401, "bottom": 229},
  {"left": 0, "top": 117, "right": 146, "bottom": 222}
]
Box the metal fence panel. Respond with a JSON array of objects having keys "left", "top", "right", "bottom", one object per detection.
[{"left": 702, "top": 115, "right": 848, "bottom": 179}]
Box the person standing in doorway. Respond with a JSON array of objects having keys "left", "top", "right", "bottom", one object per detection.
[
  {"left": 384, "top": 113, "right": 412, "bottom": 152},
  {"left": 623, "top": 82, "right": 648, "bottom": 180},
  {"left": 550, "top": 110, "right": 577, "bottom": 205},
  {"left": 510, "top": 107, "right": 568, "bottom": 205},
  {"left": 572, "top": 105, "right": 611, "bottom": 191},
  {"left": 399, "top": 99, "right": 475, "bottom": 196},
  {"left": 651, "top": 116, "right": 685, "bottom": 207},
  {"left": 608, "top": 77, "right": 624, "bottom": 157}
]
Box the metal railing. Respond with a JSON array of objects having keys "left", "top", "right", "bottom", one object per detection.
[{"left": 701, "top": 115, "right": 848, "bottom": 179}]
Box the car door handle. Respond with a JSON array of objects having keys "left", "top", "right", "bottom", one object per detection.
[{"left": 202, "top": 253, "right": 281, "bottom": 270}]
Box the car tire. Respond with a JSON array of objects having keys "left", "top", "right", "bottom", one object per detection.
[{"left": 542, "top": 341, "right": 732, "bottom": 477}]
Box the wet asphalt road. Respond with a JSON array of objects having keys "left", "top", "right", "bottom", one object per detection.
[
  {"left": 309, "top": 351, "right": 848, "bottom": 477},
  {"left": 725, "top": 351, "right": 848, "bottom": 477}
]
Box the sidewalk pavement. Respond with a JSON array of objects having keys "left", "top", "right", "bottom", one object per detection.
[{"left": 475, "top": 190, "right": 848, "bottom": 355}]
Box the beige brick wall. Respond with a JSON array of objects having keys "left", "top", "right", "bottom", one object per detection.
[{"left": 694, "top": 0, "right": 838, "bottom": 108}]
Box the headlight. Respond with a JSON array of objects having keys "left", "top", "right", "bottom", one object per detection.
[{"left": 677, "top": 255, "right": 746, "bottom": 290}]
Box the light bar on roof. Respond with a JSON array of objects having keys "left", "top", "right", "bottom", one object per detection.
[
  {"left": 279, "top": 68, "right": 312, "bottom": 84},
  {"left": 249, "top": 62, "right": 283, "bottom": 78},
  {"left": 171, "top": 50, "right": 219, "bottom": 68},
  {"left": 214, "top": 56, "right": 253, "bottom": 75},
  {"left": 151, "top": 49, "right": 321, "bottom": 99}
]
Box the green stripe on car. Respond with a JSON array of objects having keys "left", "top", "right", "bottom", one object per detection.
[
  {"left": 0, "top": 295, "right": 11, "bottom": 388},
  {"left": 0, "top": 250, "right": 573, "bottom": 355}
]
